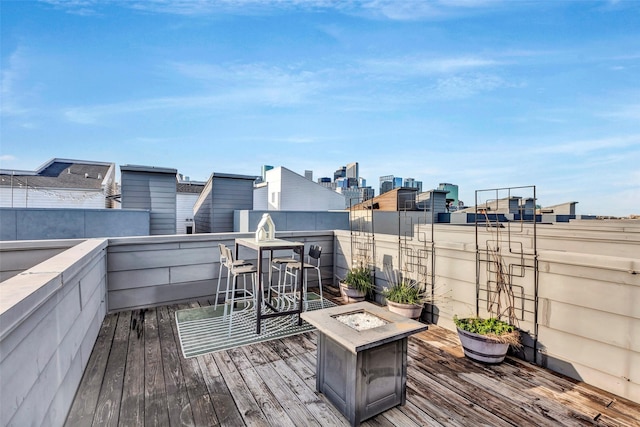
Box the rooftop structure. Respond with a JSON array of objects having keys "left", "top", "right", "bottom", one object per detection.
[
  {"left": 255, "top": 166, "right": 345, "bottom": 211},
  {"left": 0, "top": 158, "right": 116, "bottom": 209}
]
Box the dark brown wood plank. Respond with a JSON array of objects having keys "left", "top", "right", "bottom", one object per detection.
[
  {"left": 157, "top": 306, "right": 194, "bottom": 427},
  {"left": 406, "top": 362, "right": 514, "bottom": 427},
  {"left": 374, "top": 407, "right": 421, "bottom": 427},
  {"left": 269, "top": 358, "right": 349, "bottom": 426},
  {"left": 92, "top": 311, "right": 131, "bottom": 427},
  {"left": 119, "top": 309, "right": 146, "bottom": 426},
  {"left": 169, "top": 303, "right": 218, "bottom": 426},
  {"left": 241, "top": 341, "right": 282, "bottom": 365},
  {"left": 280, "top": 352, "right": 351, "bottom": 424},
  {"left": 144, "top": 308, "right": 170, "bottom": 427},
  {"left": 361, "top": 415, "right": 396, "bottom": 427},
  {"left": 501, "top": 357, "right": 640, "bottom": 426},
  {"left": 397, "top": 401, "right": 445, "bottom": 427},
  {"left": 212, "top": 350, "right": 270, "bottom": 426},
  {"left": 64, "top": 313, "right": 118, "bottom": 427},
  {"left": 253, "top": 360, "right": 324, "bottom": 427},
  {"left": 406, "top": 340, "right": 546, "bottom": 426},
  {"left": 197, "top": 354, "right": 247, "bottom": 426},
  {"left": 227, "top": 346, "right": 298, "bottom": 427}
]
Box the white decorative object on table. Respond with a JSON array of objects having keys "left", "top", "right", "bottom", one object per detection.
[{"left": 255, "top": 213, "right": 276, "bottom": 242}]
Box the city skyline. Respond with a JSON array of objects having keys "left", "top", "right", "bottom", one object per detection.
[{"left": 1, "top": 1, "right": 639, "bottom": 216}]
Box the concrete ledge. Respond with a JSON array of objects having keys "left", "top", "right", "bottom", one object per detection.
[{"left": 0, "top": 239, "right": 108, "bottom": 340}]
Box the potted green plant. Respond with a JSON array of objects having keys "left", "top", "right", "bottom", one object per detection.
[
  {"left": 383, "top": 278, "right": 425, "bottom": 319},
  {"left": 453, "top": 316, "right": 521, "bottom": 364},
  {"left": 339, "top": 265, "right": 374, "bottom": 303}
]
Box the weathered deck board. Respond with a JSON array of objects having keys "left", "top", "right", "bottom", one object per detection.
[
  {"left": 167, "top": 304, "right": 218, "bottom": 426},
  {"left": 157, "top": 306, "right": 194, "bottom": 426},
  {"left": 143, "top": 308, "right": 170, "bottom": 427},
  {"left": 119, "top": 309, "right": 145, "bottom": 426},
  {"left": 64, "top": 312, "right": 118, "bottom": 427},
  {"left": 65, "top": 300, "right": 640, "bottom": 427},
  {"left": 92, "top": 311, "right": 130, "bottom": 427}
]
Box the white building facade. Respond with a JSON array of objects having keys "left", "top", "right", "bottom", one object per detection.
[{"left": 255, "top": 166, "right": 346, "bottom": 211}]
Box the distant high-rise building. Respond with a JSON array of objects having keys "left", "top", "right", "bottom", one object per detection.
[
  {"left": 305, "top": 170, "right": 313, "bottom": 181},
  {"left": 334, "top": 166, "right": 346, "bottom": 181},
  {"left": 261, "top": 165, "right": 274, "bottom": 181},
  {"left": 379, "top": 175, "right": 394, "bottom": 195},
  {"left": 317, "top": 177, "right": 335, "bottom": 190},
  {"left": 380, "top": 175, "right": 405, "bottom": 195},
  {"left": 438, "top": 183, "right": 459, "bottom": 210},
  {"left": 358, "top": 177, "right": 367, "bottom": 188},
  {"left": 404, "top": 178, "right": 422, "bottom": 192},
  {"left": 335, "top": 177, "right": 349, "bottom": 188},
  {"left": 346, "top": 162, "right": 359, "bottom": 180}
]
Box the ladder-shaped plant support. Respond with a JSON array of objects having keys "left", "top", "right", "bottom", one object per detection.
[
  {"left": 475, "top": 185, "right": 539, "bottom": 358},
  {"left": 349, "top": 198, "right": 376, "bottom": 293},
  {"left": 397, "top": 191, "right": 437, "bottom": 322}
]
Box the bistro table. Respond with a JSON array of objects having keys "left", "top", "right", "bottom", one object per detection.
[{"left": 235, "top": 237, "right": 306, "bottom": 334}]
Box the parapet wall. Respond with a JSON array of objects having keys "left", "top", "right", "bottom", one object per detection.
[
  {"left": 0, "top": 208, "right": 150, "bottom": 241},
  {"left": 334, "top": 221, "right": 640, "bottom": 404},
  {"left": 0, "top": 239, "right": 108, "bottom": 426},
  {"left": 106, "top": 230, "right": 336, "bottom": 312}
]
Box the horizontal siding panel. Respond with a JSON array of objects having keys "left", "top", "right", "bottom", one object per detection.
[
  {"left": 170, "top": 263, "right": 216, "bottom": 284},
  {"left": 108, "top": 268, "right": 170, "bottom": 290},
  {"left": 108, "top": 280, "right": 214, "bottom": 311},
  {"left": 107, "top": 247, "right": 212, "bottom": 271}
]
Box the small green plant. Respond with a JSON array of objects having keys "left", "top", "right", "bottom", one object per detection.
[
  {"left": 342, "top": 266, "right": 374, "bottom": 293},
  {"left": 454, "top": 316, "right": 521, "bottom": 346},
  {"left": 384, "top": 279, "right": 425, "bottom": 305}
]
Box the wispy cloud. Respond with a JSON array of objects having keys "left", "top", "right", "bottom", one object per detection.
[
  {"left": 601, "top": 104, "right": 640, "bottom": 120},
  {"left": 531, "top": 135, "right": 640, "bottom": 155},
  {"left": 358, "top": 0, "right": 503, "bottom": 21},
  {"left": 1, "top": 46, "right": 32, "bottom": 116},
  {"left": 360, "top": 55, "right": 500, "bottom": 76},
  {"left": 40, "top": 0, "right": 504, "bottom": 19},
  {"left": 433, "top": 74, "right": 505, "bottom": 98}
]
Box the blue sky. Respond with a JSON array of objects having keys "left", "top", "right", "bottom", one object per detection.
[{"left": 1, "top": 0, "right": 639, "bottom": 216}]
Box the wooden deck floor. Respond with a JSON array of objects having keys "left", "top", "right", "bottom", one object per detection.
[{"left": 65, "top": 296, "right": 640, "bottom": 427}]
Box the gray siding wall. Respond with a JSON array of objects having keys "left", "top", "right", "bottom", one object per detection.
[
  {"left": 0, "top": 239, "right": 82, "bottom": 282},
  {"left": 235, "top": 210, "right": 349, "bottom": 232},
  {"left": 0, "top": 208, "right": 150, "bottom": 241},
  {"left": 211, "top": 177, "right": 254, "bottom": 232},
  {"left": 193, "top": 175, "right": 255, "bottom": 233},
  {"left": 121, "top": 171, "right": 176, "bottom": 235},
  {"left": 176, "top": 193, "right": 198, "bottom": 234},
  {"left": 193, "top": 181, "right": 213, "bottom": 234},
  {"left": 0, "top": 239, "right": 108, "bottom": 427},
  {"left": 106, "top": 231, "right": 335, "bottom": 312}
]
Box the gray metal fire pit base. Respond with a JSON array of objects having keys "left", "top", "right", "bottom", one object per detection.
[
  {"left": 316, "top": 332, "right": 408, "bottom": 426},
  {"left": 301, "top": 302, "right": 427, "bottom": 427}
]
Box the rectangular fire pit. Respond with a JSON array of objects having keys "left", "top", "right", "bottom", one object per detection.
[{"left": 301, "top": 302, "right": 428, "bottom": 426}]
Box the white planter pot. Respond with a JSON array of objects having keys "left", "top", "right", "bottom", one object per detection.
[
  {"left": 339, "top": 282, "right": 366, "bottom": 303},
  {"left": 387, "top": 301, "right": 423, "bottom": 319},
  {"left": 456, "top": 327, "right": 509, "bottom": 364}
]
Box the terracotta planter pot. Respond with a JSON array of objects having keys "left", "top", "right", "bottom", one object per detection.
[
  {"left": 456, "top": 327, "right": 509, "bottom": 364},
  {"left": 339, "top": 282, "right": 366, "bottom": 303},
  {"left": 387, "top": 301, "right": 423, "bottom": 319}
]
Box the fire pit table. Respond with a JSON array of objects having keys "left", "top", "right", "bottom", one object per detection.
[{"left": 301, "top": 302, "right": 428, "bottom": 426}]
